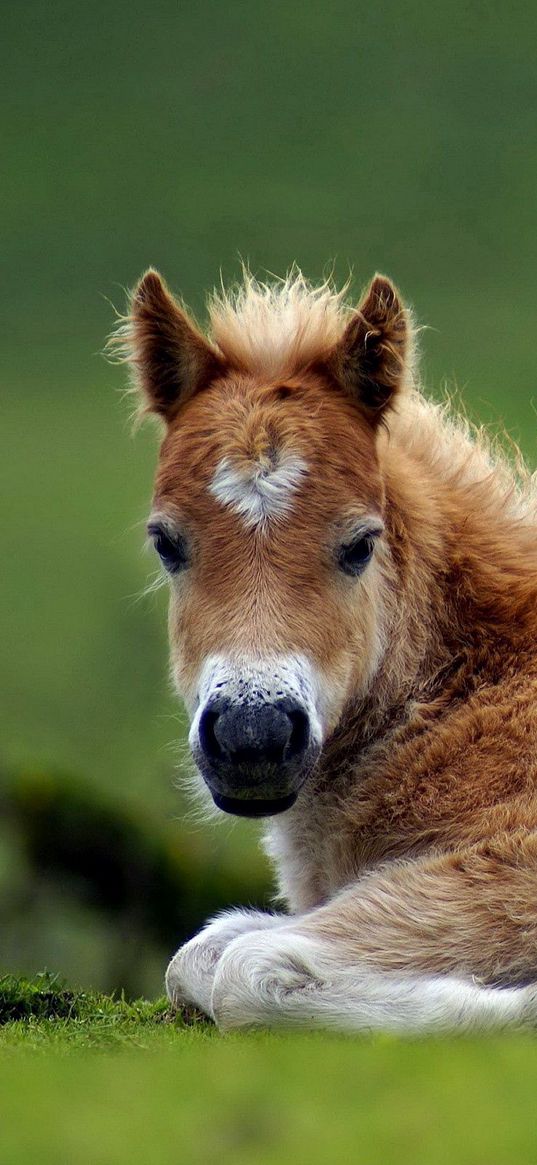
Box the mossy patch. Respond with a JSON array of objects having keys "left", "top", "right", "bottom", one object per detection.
[{"left": 0, "top": 974, "right": 212, "bottom": 1051}]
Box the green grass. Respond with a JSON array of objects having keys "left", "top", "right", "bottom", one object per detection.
[
  {"left": 2, "top": 983, "right": 537, "bottom": 1165},
  {"left": 0, "top": 974, "right": 182, "bottom": 1048},
  {"left": 1, "top": 979, "right": 537, "bottom": 1165}
]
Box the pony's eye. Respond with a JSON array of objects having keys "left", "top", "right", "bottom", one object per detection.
[
  {"left": 148, "top": 524, "right": 189, "bottom": 574},
  {"left": 338, "top": 533, "right": 376, "bottom": 577}
]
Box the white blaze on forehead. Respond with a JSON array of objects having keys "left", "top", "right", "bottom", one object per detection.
[{"left": 209, "top": 454, "right": 308, "bottom": 529}]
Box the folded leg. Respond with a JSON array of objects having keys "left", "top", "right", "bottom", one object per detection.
[
  {"left": 211, "top": 927, "right": 536, "bottom": 1032},
  {"left": 209, "top": 840, "right": 537, "bottom": 1031}
]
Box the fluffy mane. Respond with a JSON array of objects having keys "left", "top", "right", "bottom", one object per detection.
[{"left": 387, "top": 389, "right": 537, "bottom": 529}]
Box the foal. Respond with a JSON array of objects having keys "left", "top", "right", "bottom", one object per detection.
[{"left": 119, "top": 268, "right": 537, "bottom": 1032}]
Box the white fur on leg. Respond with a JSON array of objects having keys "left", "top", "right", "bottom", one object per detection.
[
  {"left": 210, "top": 928, "right": 537, "bottom": 1033},
  {"left": 165, "top": 909, "right": 286, "bottom": 1018}
]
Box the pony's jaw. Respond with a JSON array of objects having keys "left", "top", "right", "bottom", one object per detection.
[{"left": 184, "top": 654, "right": 325, "bottom": 816}]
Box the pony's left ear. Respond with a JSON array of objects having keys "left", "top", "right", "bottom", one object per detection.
[
  {"left": 121, "top": 269, "right": 225, "bottom": 422},
  {"left": 326, "top": 275, "right": 412, "bottom": 419}
]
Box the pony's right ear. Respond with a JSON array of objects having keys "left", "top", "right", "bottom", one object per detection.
[{"left": 122, "top": 270, "right": 224, "bottom": 422}]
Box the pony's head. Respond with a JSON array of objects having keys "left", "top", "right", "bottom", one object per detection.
[{"left": 120, "top": 269, "right": 414, "bottom": 816}]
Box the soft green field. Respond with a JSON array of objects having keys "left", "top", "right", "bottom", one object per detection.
[{"left": 3, "top": 1027, "right": 537, "bottom": 1164}]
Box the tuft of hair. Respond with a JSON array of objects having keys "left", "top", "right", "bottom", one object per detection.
[{"left": 208, "top": 266, "right": 354, "bottom": 378}]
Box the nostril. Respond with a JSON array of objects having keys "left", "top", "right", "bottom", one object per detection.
[
  {"left": 286, "top": 708, "right": 310, "bottom": 759},
  {"left": 198, "top": 699, "right": 311, "bottom": 770},
  {"left": 198, "top": 708, "right": 223, "bottom": 761}
]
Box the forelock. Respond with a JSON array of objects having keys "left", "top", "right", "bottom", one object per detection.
[{"left": 207, "top": 268, "right": 351, "bottom": 378}]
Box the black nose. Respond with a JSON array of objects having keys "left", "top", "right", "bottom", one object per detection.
[{"left": 198, "top": 697, "right": 310, "bottom": 769}]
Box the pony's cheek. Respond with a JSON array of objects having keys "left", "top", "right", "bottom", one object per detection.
[
  {"left": 312, "top": 662, "right": 355, "bottom": 735},
  {"left": 313, "top": 612, "right": 384, "bottom": 732},
  {"left": 341, "top": 583, "right": 386, "bottom": 693},
  {"left": 167, "top": 588, "right": 205, "bottom": 715},
  {"left": 169, "top": 648, "right": 199, "bottom": 717}
]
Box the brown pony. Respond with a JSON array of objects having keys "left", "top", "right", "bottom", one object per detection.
[{"left": 116, "top": 267, "right": 537, "bottom": 1032}]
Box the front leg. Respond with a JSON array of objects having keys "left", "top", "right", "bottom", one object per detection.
[
  {"left": 210, "top": 924, "right": 536, "bottom": 1034},
  {"left": 209, "top": 846, "right": 537, "bottom": 1032},
  {"left": 165, "top": 908, "right": 286, "bottom": 1018}
]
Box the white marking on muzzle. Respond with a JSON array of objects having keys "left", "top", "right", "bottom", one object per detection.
[
  {"left": 209, "top": 455, "right": 308, "bottom": 529},
  {"left": 188, "top": 654, "right": 325, "bottom": 754}
]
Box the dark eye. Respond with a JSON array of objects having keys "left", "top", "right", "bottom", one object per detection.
[
  {"left": 338, "top": 533, "right": 376, "bottom": 577},
  {"left": 148, "top": 523, "right": 189, "bottom": 574}
]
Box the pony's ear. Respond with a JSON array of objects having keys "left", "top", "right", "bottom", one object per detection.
[
  {"left": 326, "top": 275, "right": 411, "bottom": 418},
  {"left": 126, "top": 269, "right": 224, "bottom": 421}
]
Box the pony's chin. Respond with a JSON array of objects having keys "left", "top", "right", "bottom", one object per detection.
[{"left": 212, "top": 791, "right": 297, "bottom": 818}]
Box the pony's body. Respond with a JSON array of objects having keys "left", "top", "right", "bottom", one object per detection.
[
  {"left": 119, "top": 268, "right": 537, "bottom": 1031},
  {"left": 270, "top": 395, "right": 537, "bottom": 943}
]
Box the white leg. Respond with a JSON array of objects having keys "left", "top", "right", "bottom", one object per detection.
[
  {"left": 210, "top": 928, "right": 537, "bottom": 1033},
  {"left": 165, "top": 908, "right": 286, "bottom": 1018}
]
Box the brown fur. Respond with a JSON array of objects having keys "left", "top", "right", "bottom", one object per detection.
[{"left": 119, "top": 267, "right": 537, "bottom": 998}]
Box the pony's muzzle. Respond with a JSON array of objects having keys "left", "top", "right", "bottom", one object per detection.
[{"left": 194, "top": 695, "right": 315, "bottom": 817}]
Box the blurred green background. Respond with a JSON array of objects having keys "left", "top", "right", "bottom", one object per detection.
[{"left": 2, "top": 0, "right": 536, "bottom": 997}]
